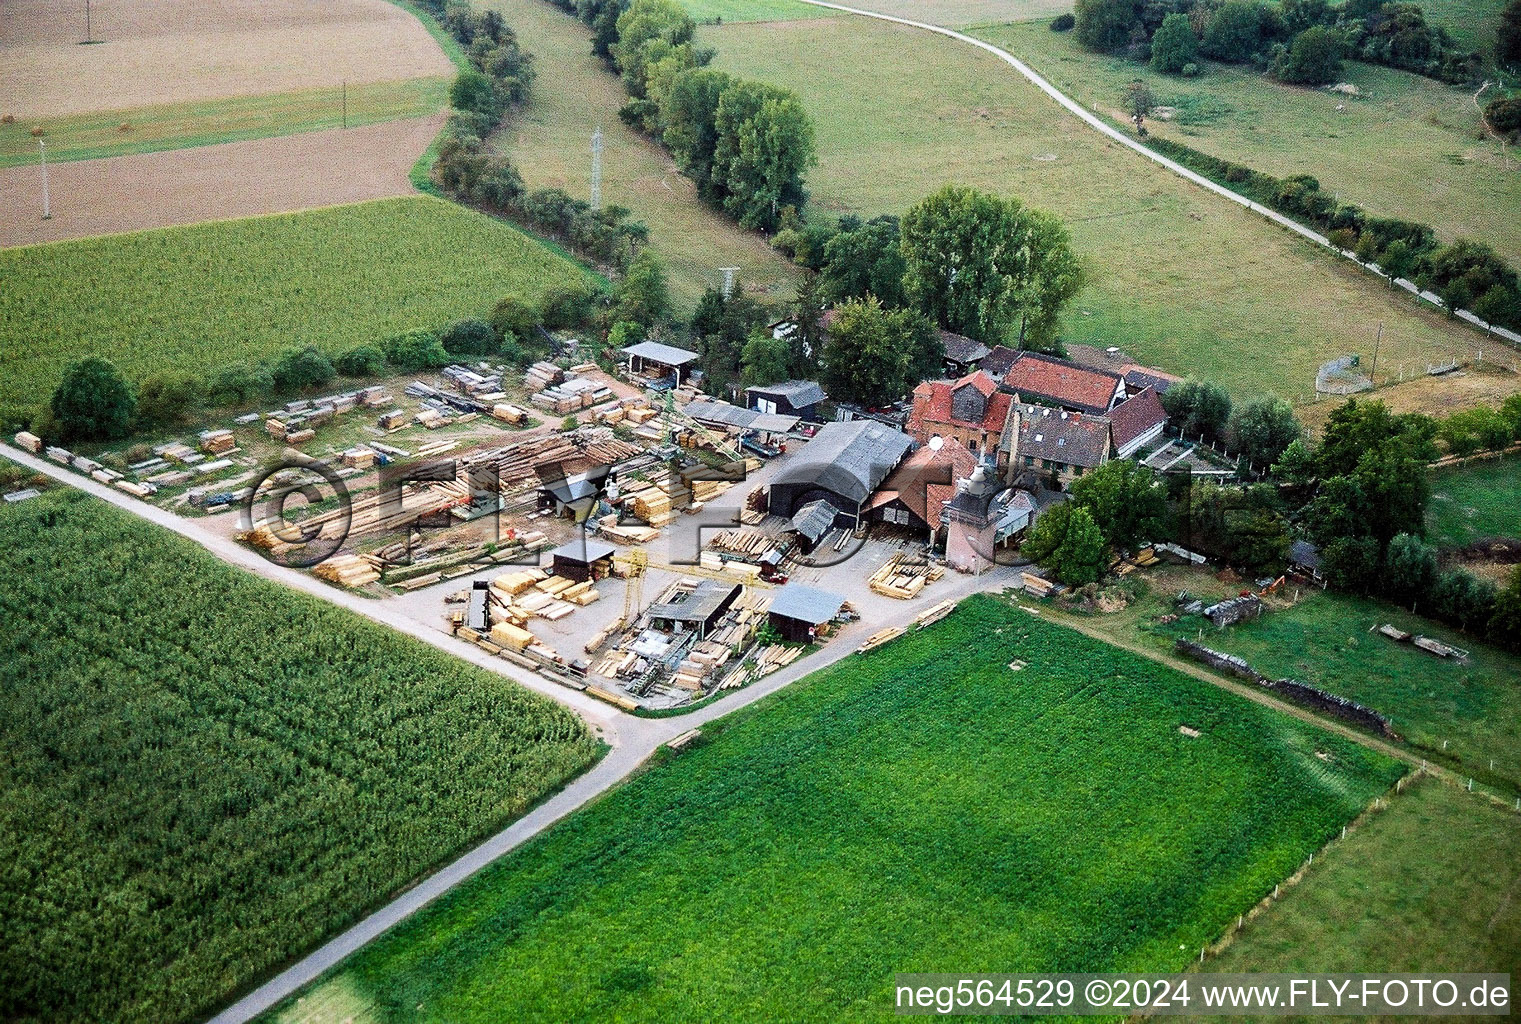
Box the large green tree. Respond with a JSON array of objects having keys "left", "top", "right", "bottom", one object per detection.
[
  {"left": 611, "top": 0, "right": 695, "bottom": 98},
  {"left": 1068, "top": 460, "right": 1169, "bottom": 553},
  {"left": 1022, "top": 503, "right": 1108, "bottom": 586},
  {"left": 1498, "top": 0, "right": 1521, "bottom": 67},
  {"left": 1272, "top": 24, "right": 1343, "bottom": 84},
  {"left": 1150, "top": 12, "right": 1200, "bottom": 72},
  {"left": 1074, "top": 0, "right": 1140, "bottom": 52},
  {"left": 50, "top": 357, "right": 136, "bottom": 442},
  {"left": 819, "top": 296, "right": 942, "bottom": 407},
  {"left": 900, "top": 185, "right": 1081, "bottom": 348},
  {"left": 819, "top": 216, "right": 908, "bottom": 308},
  {"left": 1161, "top": 378, "right": 1232, "bottom": 440},
  {"left": 1228, "top": 397, "right": 1301, "bottom": 467},
  {"left": 661, "top": 67, "right": 735, "bottom": 196},
  {"left": 710, "top": 81, "right": 816, "bottom": 232},
  {"left": 613, "top": 248, "right": 670, "bottom": 328}
]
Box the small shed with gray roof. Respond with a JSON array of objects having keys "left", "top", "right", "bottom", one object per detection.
[
  {"left": 548, "top": 537, "right": 617, "bottom": 582},
  {"left": 767, "top": 584, "right": 847, "bottom": 642},
  {"left": 622, "top": 340, "right": 700, "bottom": 386},
  {"left": 746, "top": 380, "right": 828, "bottom": 421}
]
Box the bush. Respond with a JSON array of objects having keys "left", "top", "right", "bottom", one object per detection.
[
  {"left": 1075, "top": 0, "right": 1141, "bottom": 52},
  {"left": 440, "top": 317, "right": 499, "bottom": 357},
  {"left": 51, "top": 357, "right": 136, "bottom": 442},
  {"left": 135, "top": 371, "right": 202, "bottom": 428},
  {"left": 335, "top": 345, "right": 386, "bottom": 378},
  {"left": 490, "top": 294, "right": 539, "bottom": 344},
  {"left": 1181, "top": 61, "right": 1202, "bottom": 75},
  {"left": 1272, "top": 25, "right": 1343, "bottom": 84},
  {"left": 270, "top": 346, "right": 336, "bottom": 393},
  {"left": 208, "top": 361, "right": 273, "bottom": 406},
  {"left": 539, "top": 283, "right": 596, "bottom": 330},
  {"left": 1151, "top": 12, "right": 1201, "bottom": 73},
  {"left": 1485, "top": 95, "right": 1521, "bottom": 137},
  {"left": 382, "top": 329, "right": 451, "bottom": 370},
  {"left": 1050, "top": 12, "right": 1076, "bottom": 30},
  {"left": 450, "top": 69, "right": 502, "bottom": 119}
]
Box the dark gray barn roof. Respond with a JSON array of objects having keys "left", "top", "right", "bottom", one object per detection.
[
  {"left": 747, "top": 380, "right": 827, "bottom": 407},
  {"left": 548, "top": 537, "right": 617, "bottom": 564},
  {"left": 771, "top": 419, "right": 913, "bottom": 505}
]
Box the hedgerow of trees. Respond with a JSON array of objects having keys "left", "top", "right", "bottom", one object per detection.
[{"left": 546, "top": 0, "right": 818, "bottom": 233}]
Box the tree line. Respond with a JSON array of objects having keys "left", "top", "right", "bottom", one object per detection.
[
  {"left": 1139, "top": 134, "right": 1521, "bottom": 333},
  {"left": 1073, "top": 0, "right": 1487, "bottom": 86},
  {"left": 545, "top": 0, "right": 818, "bottom": 233}
]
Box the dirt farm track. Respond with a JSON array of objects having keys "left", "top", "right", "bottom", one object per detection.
[
  {"left": 0, "top": 0, "right": 454, "bottom": 119},
  {"left": 0, "top": 114, "right": 446, "bottom": 247}
]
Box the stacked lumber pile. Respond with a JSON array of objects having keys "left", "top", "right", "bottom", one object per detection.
[
  {"left": 532, "top": 377, "right": 612, "bottom": 415},
  {"left": 715, "top": 643, "right": 805, "bottom": 691},
  {"left": 199, "top": 429, "right": 235, "bottom": 454},
  {"left": 160, "top": 442, "right": 199, "bottom": 464},
  {"left": 464, "top": 432, "right": 642, "bottom": 496},
  {"left": 378, "top": 410, "right": 408, "bottom": 430},
  {"left": 285, "top": 428, "right": 315, "bottom": 446},
  {"left": 524, "top": 362, "right": 564, "bottom": 392},
  {"left": 691, "top": 478, "right": 733, "bottom": 503},
  {"left": 357, "top": 386, "right": 392, "bottom": 407},
  {"left": 312, "top": 553, "right": 382, "bottom": 588},
  {"left": 342, "top": 447, "right": 376, "bottom": 470},
  {"left": 1020, "top": 571, "right": 1056, "bottom": 597},
  {"left": 265, "top": 418, "right": 288, "bottom": 439},
  {"left": 598, "top": 517, "right": 660, "bottom": 544},
  {"left": 914, "top": 599, "right": 956, "bottom": 629},
  {"left": 623, "top": 477, "right": 691, "bottom": 526},
  {"left": 869, "top": 553, "right": 944, "bottom": 600},
  {"left": 14, "top": 431, "right": 41, "bottom": 453},
  {"left": 626, "top": 407, "right": 659, "bottom": 425},
  {"left": 490, "top": 621, "right": 535, "bottom": 651},
  {"left": 706, "top": 528, "right": 771, "bottom": 559},
  {"left": 857, "top": 626, "right": 905, "bottom": 653},
  {"left": 415, "top": 409, "right": 446, "bottom": 429}
]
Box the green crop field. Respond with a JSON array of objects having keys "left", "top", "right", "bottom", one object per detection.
[
  {"left": 1207, "top": 779, "right": 1521, "bottom": 1005},
  {"left": 0, "top": 78, "right": 449, "bottom": 169},
  {"left": 0, "top": 487, "right": 601, "bottom": 1024},
  {"left": 0, "top": 195, "right": 592, "bottom": 413},
  {"left": 1428, "top": 454, "right": 1521, "bottom": 547},
  {"left": 262, "top": 595, "right": 1400, "bottom": 1024},
  {"left": 485, "top": 0, "right": 802, "bottom": 310},
  {"left": 703, "top": 15, "right": 1475, "bottom": 402},
  {"left": 977, "top": 22, "right": 1521, "bottom": 263}
]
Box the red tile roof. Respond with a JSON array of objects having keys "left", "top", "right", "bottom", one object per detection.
[
  {"left": 1108, "top": 387, "right": 1168, "bottom": 451},
  {"left": 999, "top": 352, "right": 1123, "bottom": 414},
  {"left": 906, "top": 371, "right": 1012, "bottom": 438},
  {"left": 868, "top": 442, "right": 979, "bottom": 526}
]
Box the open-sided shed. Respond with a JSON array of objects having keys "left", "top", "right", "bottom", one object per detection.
[
  {"left": 548, "top": 537, "right": 617, "bottom": 583},
  {"left": 767, "top": 584, "right": 846, "bottom": 642},
  {"left": 622, "top": 340, "right": 700, "bottom": 386}
]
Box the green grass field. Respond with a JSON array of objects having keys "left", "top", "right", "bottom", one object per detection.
[
  {"left": 678, "top": 0, "right": 842, "bottom": 22},
  {"left": 1418, "top": 0, "right": 1514, "bottom": 52},
  {"left": 1428, "top": 454, "right": 1521, "bottom": 546},
  {"left": 703, "top": 15, "right": 1473, "bottom": 402},
  {"left": 1207, "top": 779, "right": 1521, "bottom": 1012},
  {"left": 0, "top": 487, "right": 601, "bottom": 1024},
  {"left": 0, "top": 78, "right": 449, "bottom": 169},
  {"left": 487, "top": 0, "right": 802, "bottom": 310},
  {"left": 262, "top": 595, "right": 1400, "bottom": 1024},
  {"left": 977, "top": 22, "right": 1521, "bottom": 263},
  {"left": 1056, "top": 568, "right": 1521, "bottom": 792},
  {"left": 0, "top": 195, "right": 592, "bottom": 412}
]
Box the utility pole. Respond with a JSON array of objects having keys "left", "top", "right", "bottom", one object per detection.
[
  {"left": 342, "top": 80, "right": 347, "bottom": 129},
  {"left": 39, "top": 140, "right": 51, "bottom": 220},
  {"left": 590, "top": 126, "right": 603, "bottom": 210},
  {"left": 1370, "top": 321, "right": 1383, "bottom": 385},
  {"left": 720, "top": 267, "right": 739, "bottom": 299},
  {"left": 85, "top": 0, "right": 91, "bottom": 43}
]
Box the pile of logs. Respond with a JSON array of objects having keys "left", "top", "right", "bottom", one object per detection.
[
  {"left": 622, "top": 476, "right": 691, "bottom": 527},
  {"left": 312, "top": 554, "right": 382, "bottom": 588},
  {"left": 706, "top": 528, "right": 771, "bottom": 558},
  {"left": 857, "top": 626, "right": 905, "bottom": 653}
]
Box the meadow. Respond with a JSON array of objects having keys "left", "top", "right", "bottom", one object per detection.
[
  {"left": 0, "top": 487, "right": 601, "bottom": 1024},
  {"left": 1059, "top": 569, "right": 1521, "bottom": 792},
  {"left": 1428, "top": 453, "right": 1521, "bottom": 547},
  {"left": 487, "top": 0, "right": 802, "bottom": 310},
  {"left": 977, "top": 21, "right": 1521, "bottom": 262},
  {"left": 263, "top": 595, "right": 1401, "bottom": 1024},
  {"left": 1208, "top": 779, "right": 1521, "bottom": 1001},
  {"left": 704, "top": 14, "right": 1474, "bottom": 401},
  {"left": 0, "top": 78, "right": 449, "bottom": 169},
  {"left": 0, "top": 196, "right": 592, "bottom": 412}
]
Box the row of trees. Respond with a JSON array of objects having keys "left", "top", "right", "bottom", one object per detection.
[
  {"left": 41, "top": 293, "right": 568, "bottom": 443},
  {"left": 1078, "top": 0, "right": 1483, "bottom": 85},
  {"left": 1141, "top": 132, "right": 1521, "bottom": 331},
  {"left": 550, "top": 0, "right": 818, "bottom": 233}
]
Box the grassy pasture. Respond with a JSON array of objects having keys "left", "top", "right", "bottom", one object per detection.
[
  {"left": 486, "top": 0, "right": 802, "bottom": 310},
  {"left": 1207, "top": 779, "right": 1521, "bottom": 1008},
  {"left": 1055, "top": 568, "right": 1521, "bottom": 792},
  {"left": 0, "top": 195, "right": 591, "bottom": 412},
  {"left": 0, "top": 78, "right": 450, "bottom": 169},
  {"left": 978, "top": 21, "right": 1521, "bottom": 262},
  {"left": 677, "top": 0, "right": 842, "bottom": 22},
  {"left": 704, "top": 15, "right": 1475, "bottom": 401},
  {"left": 262, "top": 595, "right": 1400, "bottom": 1024},
  {"left": 1428, "top": 453, "right": 1521, "bottom": 547},
  {"left": 0, "top": 487, "right": 601, "bottom": 1024}
]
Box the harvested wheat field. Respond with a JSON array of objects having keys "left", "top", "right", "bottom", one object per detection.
[
  {"left": 0, "top": 0, "right": 454, "bottom": 119},
  {"left": 0, "top": 114, "right": 445, "bottom": 247}
]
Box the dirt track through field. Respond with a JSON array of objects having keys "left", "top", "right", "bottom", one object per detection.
[
  {"left": 0, "top": 114, "right": 445, "bottom": 247},
  {"left": 1, "top": 0, "right": 454, "bottom": 119}
]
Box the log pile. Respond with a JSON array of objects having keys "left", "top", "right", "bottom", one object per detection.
[
  {"left": 491, "top": 403, "right": 529, "bottom": 425},
  {"left": 706, "top": 528, "right": 771, "bottom": 558},
  {"left": 199, "top": 429, "right": 235, "bottom": 454},
  {"left": 622, "top": 477, "right": 691, "bottom": 526},
  {"left": 857, "top": 626, "right": 905, "bottom": 653},
  {"left": 914, "top": 599, "right": 956, "bottom": 629},
  {"left": 312, "top": 554, "right": 382, "bottom": 588}
]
